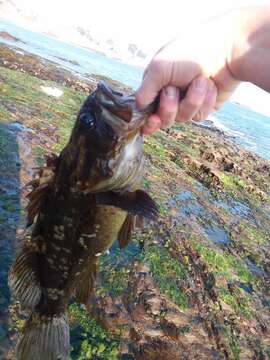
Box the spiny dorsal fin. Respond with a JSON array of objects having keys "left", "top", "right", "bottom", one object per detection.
[
  {"left": 25, "top": 154, "right": 58, "bottom": 226},
  {"left": 26, "top": 183, "right": 50, "bottom": 226}
]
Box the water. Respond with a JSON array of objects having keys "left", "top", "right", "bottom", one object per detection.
[
  {"left": 203, "top": 225, "right": 231, "bottom": 245},
  {"left": 211, "top": 102, "right": 270, "bottom": 161},
  {"left": 0, "top": 20, "right": 143, "bottom": 88},
  {"left": 174, "top": 190, "right": 232, "bottom": 246},
  {"left": 0, "top": 19, "right": 270, "bottom": 161}
]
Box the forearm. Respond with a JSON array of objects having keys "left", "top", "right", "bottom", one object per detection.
[{"left": 228, "top": 6, "right": 270, "bottom": 91}]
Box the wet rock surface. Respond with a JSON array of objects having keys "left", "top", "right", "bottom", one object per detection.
[
  {"left": 0, "top": 44, "right": 269, "bottom": 359},
  {"left": 0, "top": 32, "right": 25, "bottom": 44},
  {"left": 0, "top": 42, "right": 132, "bottom": 94}
]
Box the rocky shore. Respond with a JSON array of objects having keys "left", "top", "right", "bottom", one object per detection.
[{"left": 0, "top": 42, "right": 269, "bottom": 359}]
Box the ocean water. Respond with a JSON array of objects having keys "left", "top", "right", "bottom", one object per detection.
[
  {"left": 210, "top": 103, "right": 270, "bottom": 161},
  {"left": 0, "top": 20, "right": 143, "bottom": 88},
  {"left": 0, "top": 19, "right": 269, "bottom": 161}
]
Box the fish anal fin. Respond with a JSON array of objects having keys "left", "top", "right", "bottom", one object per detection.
[
  {"left": 118, "top": 214, "right": 135, "bottom": 249},
  {"left": 8, "top": 249, "right": 41, "bottom": 309},
  {"left": 74, "top": 258, "right": 98, "bottom": 305},
  {"left": 96, "top": 189, "right": 159, "bottom": 220},
  {"left": 16, "top": 312, "right": 69, "bottom": 360}
]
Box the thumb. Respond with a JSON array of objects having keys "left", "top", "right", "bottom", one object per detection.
[{"left": 135, "top": 67, "right": 163, "bottom": 109}]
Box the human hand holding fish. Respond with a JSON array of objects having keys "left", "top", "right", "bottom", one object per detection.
[{"left": 136, "top": 6, "right": 270, "bottom": 135}]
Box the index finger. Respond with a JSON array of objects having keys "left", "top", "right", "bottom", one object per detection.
[{"left": 135, "top": 63, "right": 163, "bottom": 109}]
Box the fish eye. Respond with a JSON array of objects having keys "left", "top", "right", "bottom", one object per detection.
[{"left": 79, "top": 112, "right": 96, "bottom": 129}]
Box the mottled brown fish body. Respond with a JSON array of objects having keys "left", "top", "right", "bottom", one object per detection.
[{"left": 9, "top": 82, "right": 158, "bottom": 360}]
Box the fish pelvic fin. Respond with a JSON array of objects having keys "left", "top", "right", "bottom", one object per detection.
[
  {"left": 74, "top": 258, "right": 98, "bottom": 305},
  {"left": 8, "top": 249, "right": 41, "bottom": 309},
  {"left": 118, "top": 213, "right": 135, "bottom": 249},
  {"left": 15, "top": 312, "right": 70, "bottom": 360}
]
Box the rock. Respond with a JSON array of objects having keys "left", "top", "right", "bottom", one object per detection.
[
  {"left": 0, "top": 297, "right": 7, "bottom": 306},
  {"left": 160, "top": 313, "right": 190, "bottom": 338},
  {"left": 0, "top": 31, "right": 25, "bottom": 43},
  {"left": 0, "top": 325, "right": 7, "bottom": 341},
  {"left": 0, "top": 43, "right": 96, "bottom": 93}
]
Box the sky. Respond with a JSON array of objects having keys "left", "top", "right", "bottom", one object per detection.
[
  {"left": 13, "top": 0, "right": 269, "bottom": 51},
  {"left": 4, "top": 0, "right": 270, "bottom": 115}
]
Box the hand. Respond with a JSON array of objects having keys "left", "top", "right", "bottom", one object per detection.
[
  {"left": 136, "top": 7, "right": 270, "bottom": 135},
  {"left": 136, "top": 14, "right": 241, "bottom": 135}
]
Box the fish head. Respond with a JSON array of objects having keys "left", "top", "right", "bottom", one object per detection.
[{"left": 68, "top": 82, "right": 152, "bottom": 192}]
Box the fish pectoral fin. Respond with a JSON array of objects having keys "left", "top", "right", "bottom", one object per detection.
[
  {"left": 96, "top": 190, "right": 159, "bottom": 220},
  {"left": 118, "top": 214, "right": 135, "bottom": 248}
]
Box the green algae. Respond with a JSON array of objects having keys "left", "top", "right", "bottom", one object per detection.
[
  {"left": 0, "top": 65, "right": 84, "bottom": 154},
  {"left": 0, "top": 106, "right": 11, "bottom": 123},
  {"left": 193, "top": 242, "right": 256, "bottom": 284},
  {"left": 224, "top": 325, "right": 241, "bottom": 360},
  {"left": 219, "top": 287, "right": 253, "bottom": 319},
  {"left": 32, "top": 145, "right": 46, "bottom": 166},
  {"left": 141, "top": 245, "right": 189, "bottom": 309},
  {"left": 144, "top": 136, "right": 168, "bottom": 160},
  {"left": 0, "top": 123, "right": 18, "bottom": 165},
  {"left": 99, "top": 254, "right": 130, "bottom": 296},
  {"left": 69, "top": 304, "right": 120, "bottom": 360},
  {"left": 240, "top": 222, "right": 268, "bottom": 245},
  {"left": 219, "top": 173, "right": 246, "bottom": 191}
]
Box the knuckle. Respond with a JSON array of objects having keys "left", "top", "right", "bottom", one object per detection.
[{"left": 149, "top": 59, "right": 163, "bottom": 74}]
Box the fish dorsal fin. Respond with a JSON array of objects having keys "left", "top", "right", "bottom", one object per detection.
[
  {"left": 26, "top": 155, "right": 58, "bottom": 226},
  {"left": 26, "top": 183, "right": 50, "bottom": 226}
]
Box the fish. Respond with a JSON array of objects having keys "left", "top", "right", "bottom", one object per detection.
[{"left": 8, "top": 82, "right": 159, "bottom": 360}]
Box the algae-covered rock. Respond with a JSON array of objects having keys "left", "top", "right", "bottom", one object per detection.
[{"left": 0, "top": 44, "right": 269, "bottom": 359}]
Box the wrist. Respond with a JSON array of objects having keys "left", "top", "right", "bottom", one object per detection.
[{"left": 228, "top": 7, "right": 270, "bottom": 89}]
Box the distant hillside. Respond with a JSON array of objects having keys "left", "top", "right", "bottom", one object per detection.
[{"left": 0, "top": 0, "right": 148, "bottom": 65}]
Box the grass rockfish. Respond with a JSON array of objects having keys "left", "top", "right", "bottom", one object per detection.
[{"left": 9, "top": 82, "right": 158, "bottom": 360}]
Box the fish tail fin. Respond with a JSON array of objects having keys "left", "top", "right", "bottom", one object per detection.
[
  {"left": 74, "top": 258, "right": 98, "bottom": 305},
  {"left": 8, "top": 249, "right": 41, "bottom": 309},
  {"left": 16, "top": 312, "right": 70, "bottom": 360}
]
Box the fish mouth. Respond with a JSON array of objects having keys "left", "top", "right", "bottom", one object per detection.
[{"left": 95, "top": 82, "right": 153, "bottom": 134}]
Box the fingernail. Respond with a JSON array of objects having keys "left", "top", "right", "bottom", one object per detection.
[
  {"left": 164, "top": 86, "right": 178, "bottom": 99},
  {"left": 194, "top": 77, "right": 207, "bottom": 93}
]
